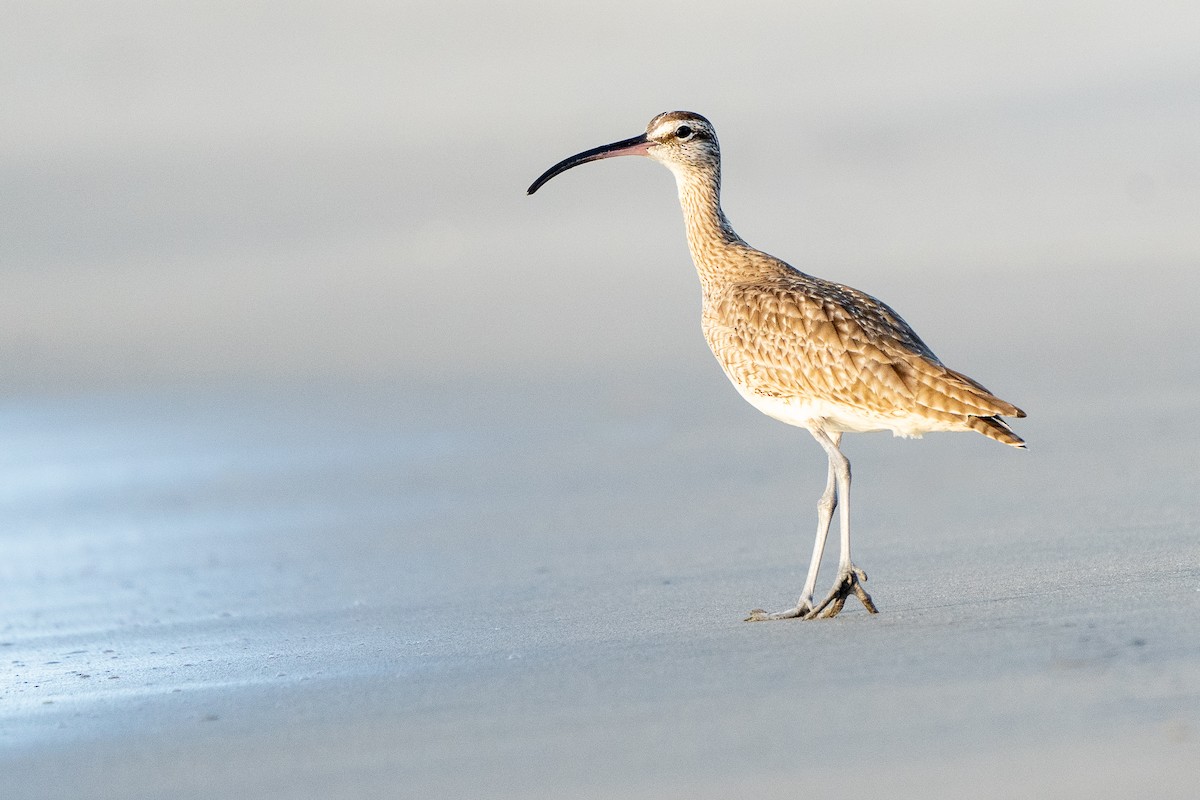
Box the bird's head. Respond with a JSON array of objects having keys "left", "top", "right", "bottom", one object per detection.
[{"left": 527, "top": 110, "right": 720, "bottom": 195}]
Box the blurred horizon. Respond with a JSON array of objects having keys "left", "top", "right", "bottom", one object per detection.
[{"left": 2, "top": 1, "right": 1198, "bottom": 394}]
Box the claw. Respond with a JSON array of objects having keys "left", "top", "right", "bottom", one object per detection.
[
  {"left": 745, "top": 602, "right": 814, "bottom": 622},
  {"left": 804, "top": 564, "right": 878, "bottom": 619},
  {"left": 745, "top": 563, "right": 877, "bottom": 621}
]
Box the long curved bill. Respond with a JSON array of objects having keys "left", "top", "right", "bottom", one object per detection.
[{"left": 526, "top": 133, "right": 652, "bottom": 195}]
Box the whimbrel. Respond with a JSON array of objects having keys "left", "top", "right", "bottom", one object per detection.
[{"left": 527, "top": 111, "right": 1025, "bottom": 621}]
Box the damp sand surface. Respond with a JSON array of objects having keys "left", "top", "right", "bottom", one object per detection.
[{"left": 3, "top": 265, "right": 1199, "bottom": 798}]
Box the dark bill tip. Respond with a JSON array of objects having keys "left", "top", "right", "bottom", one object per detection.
[{"left": 526, "top": 133, "right": 651, "bottom": 195}]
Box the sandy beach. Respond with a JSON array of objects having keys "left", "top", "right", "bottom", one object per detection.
[{"left": 3, "top": 2, "right": 1199, "bottom": 797}]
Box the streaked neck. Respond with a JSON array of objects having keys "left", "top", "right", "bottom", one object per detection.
[{"left": 672, "top": 165, "right": 782, "bottom": 290}]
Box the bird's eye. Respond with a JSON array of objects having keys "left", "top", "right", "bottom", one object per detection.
[{"left": 675, "top": 125, "right": 693, "bottom": 140}]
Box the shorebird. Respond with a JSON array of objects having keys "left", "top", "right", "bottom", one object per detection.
[{"left": 527, "top": 111, "right": 1025, "bottom": 621}]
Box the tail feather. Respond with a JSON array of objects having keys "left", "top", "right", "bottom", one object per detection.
[
  {"left": 940, "top": 366, "right": 1026, "bottom": 419},
  {"left": 967, "top": 415, "right": 1026, "bottom": 448}
]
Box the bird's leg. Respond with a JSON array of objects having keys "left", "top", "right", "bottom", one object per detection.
[
  {"left": 746, "top": 434, "right": 841, "bottom": 621},
  {"left": 804, "top": 430, "right": 877, "bottom": 619}
]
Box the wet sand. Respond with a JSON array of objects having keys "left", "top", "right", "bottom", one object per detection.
[{"left": 3, "top": 264, "right": 1199, "bottom": 798}]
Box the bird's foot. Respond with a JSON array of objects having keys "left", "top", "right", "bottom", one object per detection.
[
  {"left": 745, "top": 600, "right": 815, "bottom": 622},
  {"left": 804, "top": 564, "right": 878, "bottom": 619}
]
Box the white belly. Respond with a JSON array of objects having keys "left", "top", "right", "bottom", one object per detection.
[{"left": 728, "top": 379, "right": 960, "bottom": 439}]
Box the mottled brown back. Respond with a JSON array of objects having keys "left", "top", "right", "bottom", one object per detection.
[{"left": 701, "top": 261, "right": 1025, "bottom": 445}]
